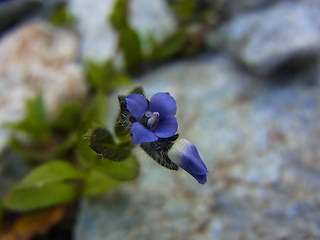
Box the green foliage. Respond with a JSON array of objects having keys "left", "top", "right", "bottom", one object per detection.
[
  {"left": 49, "top": 5, "right": 75, "bottom": 27},
  {"left": 4, "top": 182, "right": 77, "bottom": 212},
  {"left": 86, "top": 60, "right": 131, "bottom": 92},
  {"left": 17, "top": 161, "right": 84, "bottom": 189},
  {"left": 170, "top": 0, "right": 197, "bottom": 23},
  {"left": 89, "top": 127, "right": 132, "bottom": 161},
  {"left": 109, "top": 0, "right": 142, "bottom": 73},
  {"left": 3, "top": 160, "right": 83, "bottom": 211},
  {"left": 96, "top": 155, "right": 139, "bottom": 181},
  {"left": 75, "top": 93, "right": 108, "bottom": 167},
  {"left": 119, "top": 28, "right": 142, "bottom": 73},
  {"left": 109, "top": 0, "right": 128, "bottom": 30},
  {"left": 51, "top": 101, "right": 82, "bottom": 132},
  {"left": 78, "top": 93, "right": 108, "bottom": 135},
  {"left": 13, "top": 95, "right": 50, "bottom": 142},
  {"left": 82, "top": 169, "right": 120, "bottom": 196},
  {"left": 148, "top": 29, "right": 189, "bottom": 61}
]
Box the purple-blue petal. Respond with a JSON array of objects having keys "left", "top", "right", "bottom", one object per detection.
[
  {"left": 131, "top": 122, "right": 158, "bottom": 145},
  {"left": 126, "top": 94, "right": 148, "bottom": 121},
  {"left": 182, "top": 144, "right": 208, "bottom": 175},
  {"left": 154, "top": 116, "right": 178, "bottom": 138},
  {"left": 168, "top": 139, "right": 208, "bottom": 184},
  {"left": 149, "top": 92, "right": 177, "bottom": 117},
  {"left": 178, "top": 158, "right": 208, "bottom": 184},
  {"left": 193, "top": 174, "right": 207, "bottom": 184}
]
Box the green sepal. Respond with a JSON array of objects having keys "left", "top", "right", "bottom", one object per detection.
[
  {"left": 129, "top": 86, "right": 145, "bottom": 96},
  {"left": 140, "top": 134, "right": 179, "bottom": 171},
  {"left": 114, "top": 87, "right": 144, "bottom": 142}
]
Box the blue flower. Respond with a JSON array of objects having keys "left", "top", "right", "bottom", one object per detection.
[
  {"left": 168, "top": 139, "right": 208, "bottom": 184},
  {"left": 126, "top": 92, "right": 178, "bottom": 145}
]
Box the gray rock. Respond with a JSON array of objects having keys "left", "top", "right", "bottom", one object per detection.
[
  {"left": 0, "top": 149, "right": 29, "bottom": 198},
  {"left": 221, "top": 0, "right": 278, "bottom": 18},
  {"left": 0, "top": 20, "right": 86, "bottom": 152},
  {"left": 70, "top": 0, "right": 177, "bottom": 63},
  {"left": 0, "top": 0, "right": 42, "bottom": 34},
  {"left": 208, "top": 0, "right": 320, "bottom": 74},
  {"left": 129, "top": 0, "right": 177, "bottom": 55},
  {"left": 69, "top": 0, "right": 119, "bottom": 63},
  {"left": 74, "top": 54, "right": 320, "bottom": 240}
]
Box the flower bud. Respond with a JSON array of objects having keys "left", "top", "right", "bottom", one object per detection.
[{"left": 168, "top": 139, "right": 208, "bottom": 184}]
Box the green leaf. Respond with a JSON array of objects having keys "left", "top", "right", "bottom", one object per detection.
[
  {"left": 13, "top": 95, "right": 50, "bottom": 141},
  {"left": 149, "top": 29, "right": 188, "bottom": 61},
  {"left": 96, "top": 154, "right": 139, "bottom": 181},
  {"left": 119, "top": 27, "right": 142, "bottom": 72},
  {"left": 109, "top": 0, "right": 128, "bottom": 31},
  {"left": 51, "top": 101, "right": 82, "bottom": 132},
  {"left": 86, "top": 60, "right": 131, "bottom": 92},
  {"left": 49, "top": 5, "right": 75, "bottom": 27},
  {"left": 82, "top": 169, "right": 120, "bottom": 196},
  {"left": 76, "top": 94, "right": 108, "bottom": 167},
  {"left": 89, "top": 127, "right": 132, "bottom": 161},
  {"left": 170, "top": 0, "right": 196, "bottom": 23},
  {"left": 4, "top": 182, "right": 77, "bottom": 212},
  {"left": 17, "top": 160, "right": 84, "bottom": 189},
  {"left": 53, "top": 133, "right": 78, "bottom": 157},
  {"left": 75, "top": 138, "right": 99, "bottom": 168},
  {"left": 78, "top": 93, "right": 108, "bottom": 136}
]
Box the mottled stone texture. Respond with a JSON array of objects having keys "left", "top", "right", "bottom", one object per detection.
[
  {"left": 74, "top": 55, "right": 320, "bottom": 240},
  {"left": 208, "top": 0, "right": 320, "bottom": 74},
  {"left": 0, "top": 20, "right": 86, "bottom": 151}
]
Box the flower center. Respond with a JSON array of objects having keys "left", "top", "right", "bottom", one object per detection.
[{"left": 141, "top": 111, "right": 160, "bottom": 130}]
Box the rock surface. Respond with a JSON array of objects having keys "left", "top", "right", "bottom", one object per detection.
[
  {"left": 221, "top": 0, "right": 278, "bottom": 18},
  {"left": 0, "top": 20, "right": 86, "bottom": 151},
  {"left": 208, "top": 0, "right": 320, "bottom": 74},
  {"left": 129, "top": 0, "right": 177, "bottom": 55},
  {"left": 70, "top": 0, "right": 177, "bottom": 63},
  {"left": 69, "top": 0, "right": 119, "bottom": 63},
  {"left": 74, "top": 54, "right": 320, "bottom": 240}
]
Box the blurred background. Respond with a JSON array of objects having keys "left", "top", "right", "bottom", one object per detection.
[{"left": 1, "top": 0, "right": 320, "bottom": 239}]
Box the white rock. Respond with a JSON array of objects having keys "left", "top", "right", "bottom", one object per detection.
[
  {"left": 69, "top": 0, "right": 119, "bottom": 63},
  {"left": 129, "top": 0, "right": 177, "bottom": 55},
  {"left": 0, "top": 20, "right": 87, "bottom": 151}
]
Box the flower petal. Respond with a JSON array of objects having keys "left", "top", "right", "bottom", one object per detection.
[
  {"left": 168, "top": 139, "right": 208, "bottom": 184},
  {"left": 126, "top": 94, "right": 148, "bottom": 121},
  {"left": 182, "top": 144, "right": 208, "bottom": 175},
  {"left": 149, "top": 92, "right": 177, "bottom": 117},
  {"left": 131, "top": 122, "right": 158, "bottom": 145},
  {"left": 154, "top": 116, "right": 178, "bottom": 138},
  {"left": 192, "top": 174, "right": 207, "bottom": 184}
]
